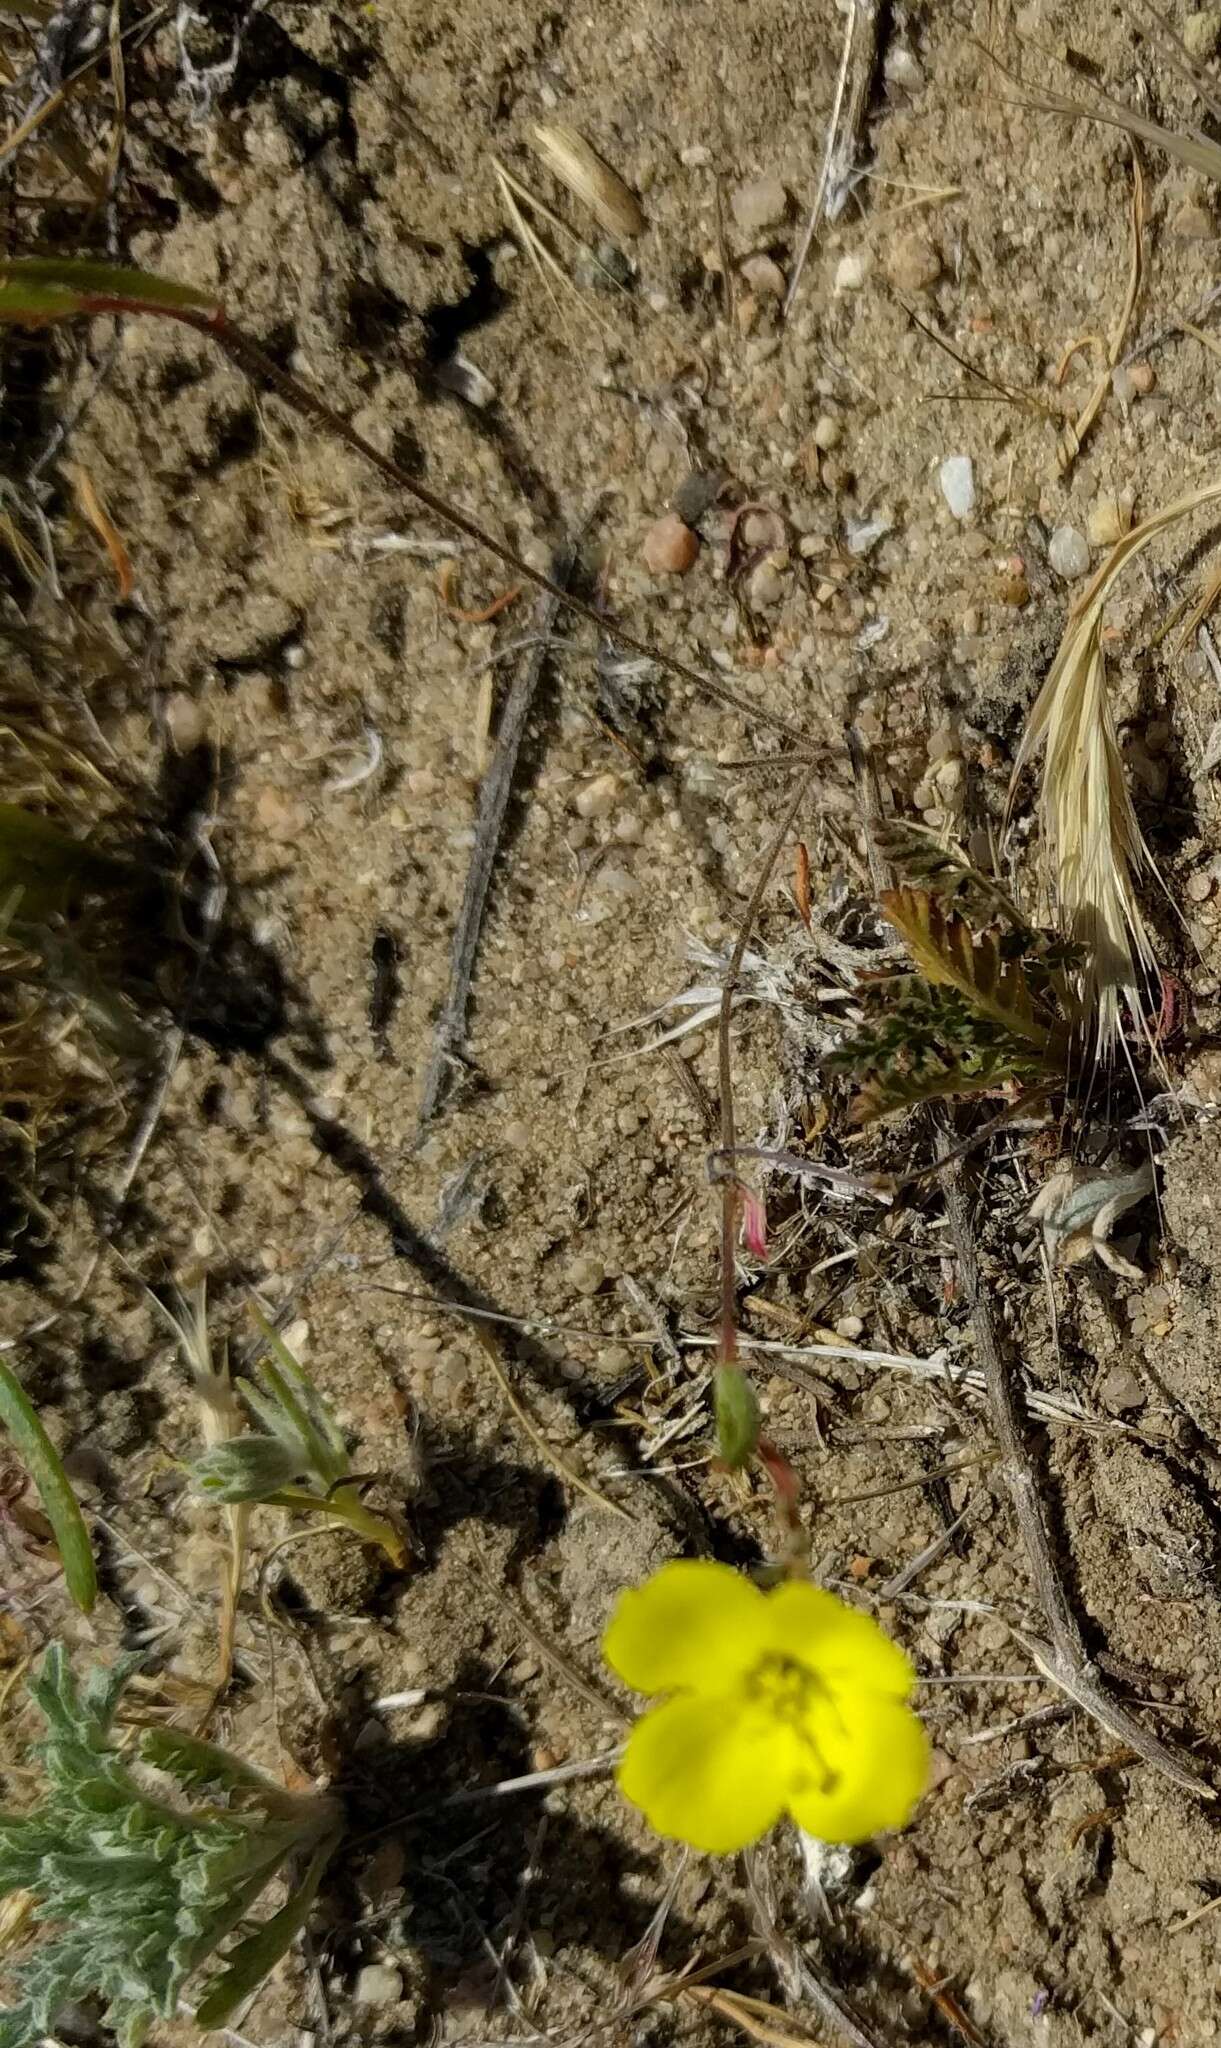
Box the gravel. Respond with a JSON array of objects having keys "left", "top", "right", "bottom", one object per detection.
[
  {"left": 730, "top": 174, "right": 788, "bottom": 233},
  {"left": 938, "top": 454, "right": 976, "bottom": 520},
  {"left": 1048, "top": 524, "right": 1091, "bottom": 578}
]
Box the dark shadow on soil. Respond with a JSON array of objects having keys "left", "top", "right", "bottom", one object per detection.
[{"left": 320, "top": 1648, "right": 698, "bottom": 2020}]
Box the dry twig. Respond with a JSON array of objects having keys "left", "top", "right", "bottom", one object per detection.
[
  {"left": 937, "top": 1127, "right": 1212, "bottom": 1802},
  {"left": 418, "top": 534, "right": 579, "bottom": 1127}
]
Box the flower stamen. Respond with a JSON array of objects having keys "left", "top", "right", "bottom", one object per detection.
[{"left": 746, "top": 1653, "right": 840, "bottom": 1795}]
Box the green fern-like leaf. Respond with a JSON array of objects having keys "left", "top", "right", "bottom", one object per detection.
[
  {"left": 873, "top": 820, "right": 1029, "bottom": 932},
  {"left": 879, "top": 887, "right": 1054, "bottom": 1049},
  {"left": 829, "top": 887, "right": 1070, "bottom": 1123}
]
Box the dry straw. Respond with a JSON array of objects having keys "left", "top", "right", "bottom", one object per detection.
[
  {"left": 530, "top": 123, "right": 645, "bottom": 240},
  {"left": 1012, "top": 483, "right": 1221, "bottom": 1049}
]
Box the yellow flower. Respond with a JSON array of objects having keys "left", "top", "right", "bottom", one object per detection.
[{"left": 603, "top": 1559, "right": 928, "bottom": 1855}]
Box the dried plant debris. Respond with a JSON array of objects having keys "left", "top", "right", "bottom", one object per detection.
[
  {"left": 1030, "top": 1159, "right": 1154, "bottom": 1279},
  {"left": 829, "top": 885, "right": 1071, "bottom": 1123},
  {"left": 1011, "top": 481, "right": 1221, "bottom": 1048}
]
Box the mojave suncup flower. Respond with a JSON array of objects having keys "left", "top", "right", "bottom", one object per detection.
[{"left": 603, "top": 1559, "right": 929, "bottom": 1855}]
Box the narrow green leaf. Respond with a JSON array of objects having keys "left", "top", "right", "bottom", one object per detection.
[
  {"left": 0, "top": 1360, "right": 96, "bottom": 1611},
  {"left": 0, "top": 803, "right": 122, "bottom": 917},
  {"left": 194, "top": 1835, "right": 340, "bottom": 2029},
  {"left": 0, "top": 257, "right": 220, "bottom": 328}
]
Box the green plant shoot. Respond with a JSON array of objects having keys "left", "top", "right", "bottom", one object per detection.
[
  {"left": 189, "top": 1309, "right": 406, "bottom": 1567},
  {"left": 0, "top": 1648, "right": 341, "bottom": 2047},
  {"left": 0, "top": 1360, "right": 95, "bottom": 1612}
]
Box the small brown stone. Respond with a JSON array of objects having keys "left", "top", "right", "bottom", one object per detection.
[
  {"left": 1127, "top": 360, "right": 1157, "bottom": 394},
  {"left": 885, "top": 230, "right": 940, "bottom": 292},
  {"left": 993, "top": 570, "right": 1030, "bottom": 607},
  {"left": 1099, "top": 1363, "right": 1146, "bottom": 1415},
  {"left": 740, "top": 252, "right": 786, "bottom": 298},
  {"left": 642, "top": 512, "right": 699, "bottom": 575},
  {"left": 1172, "top": 200, "right": 1215, "bottom": 240}
]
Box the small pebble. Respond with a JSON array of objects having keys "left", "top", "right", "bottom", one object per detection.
[
  {"left": 1048, "top": 524, "right": 1090, "bottom": 579},
  {"left": 835, "top": 1314, "right": 864, "bottom": 1340},
  {"left": 1087, "top": 492, "right": 1130, "bottom": 547},
  {"left": 643, "top": 511, "right": 699, "bottom": 575},
  {"left": 569, "top": 1255, "right": 605, "bottom": 1295},
  {"left": 354, "top": 1965, "right": 403, "bottom": 2008},
  {"left": 740, "top": 252, "right": 786, "bottom": 298},
  {"left": 163, "top": 692, "right": 206, "bottom": 751},
  {"left": 845, "top": 513, "right": 890, "bottom": 555},
  {"left": 1099, "top": 1364, "right": 1146, "bottom": 1415},
  {"left": 834, "top": 250, "right": 871, "bottom": 293},
  {"left": 993, "top": 567, "right": 1030, "bottom": 606},
  {"left": 574, "top": 772, "right": 619, "bottom": 819},
  {"left": 731, "top": 175, "right": 788, "bottom": 234},
  {"left": 680, "top": 143, "right": 712, "bottom": 167},
  {"left": 1184, "top": 6, "right": 1221, "bottom": 56},
  {"left": 932, "top": 756, "right": 965, "bottom": 803},
  {"left": 813, "top": 412, "right": 842, "bottom": 451},
  {"left": 884, "top": 44, "right": 924, "bottom": 89},
  {"left": 1127, "top": 360, "right": 1156, "bottom": 395},
  {"left": 1172, "top": 200, "right": 1215, "bottom": 240},
  {"left": 885, "top": 231, "right": 940, "bottom": 293},
  {"left": 938, "top": 454, "right": 976, "bottom": 520},
  {"left": 747, "top": 552, "right": 789, "bottom": 608},
  {"left": 1186, "top": 869, "right": 1214, "bottom": 903}
]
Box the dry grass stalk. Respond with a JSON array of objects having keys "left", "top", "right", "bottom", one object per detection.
[
  {"left": 1005, "top": 56, "right": 1221, "bottom": 183},
  {"left": 492, "top": 156, "right": 616, "bottom": 342},
  {"left": 1011, "top": 480, "right": 1221, "bottom": 1047},
  {"left": 1056, "top": 150, "right": 1143, "bottom": 475}
]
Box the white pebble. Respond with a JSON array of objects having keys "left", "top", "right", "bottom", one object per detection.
[
  {"left": 574, "top": 772, "right": 619, "bottom": 818},
  {"left": 813, "top": 412, "right": 842, "bottom": 451},
  {"left": 354, "top": 1965, "right": 402, "bottom": 2008},
  {"left": 1048, "top": 525, "right": 1091, "bottom": 579},
  {"left": 845, "top": 514, "right": 891, "bottom": 556},
  {"left": 884, "top": 45, "right": 925, "bottom": 89},
  {"left": 834, "top": 250, "right": 871, "bottom": 294},
  {"left": 938, "top": 455, "right": 975, "bottom": 520}
]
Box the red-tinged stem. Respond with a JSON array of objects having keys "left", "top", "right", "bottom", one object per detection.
[{"left": 758, "top": 1434, "right": 805, "bottom": 1574}]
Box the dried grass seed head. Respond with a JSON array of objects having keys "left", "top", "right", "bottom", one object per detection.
[
  {"left": 530, "top": 122, "right": 645, "bottom": 240},
  {"left": 1010, "top": 480, "right": 1221, "bottom": 1049}
]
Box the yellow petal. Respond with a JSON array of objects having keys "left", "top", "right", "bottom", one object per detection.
[
  {"left": 762, "top": 1582, "right": 915, "bottom": 1697},
  {"left": 603, "top": 1559, "right": 769, "bottom": 1695},
  {"left": 788, "top": 1689, "right": 929, "bottom": 1844},
  {"left": 618, "top": 1692, "right": 793, "bottom": 1853}
]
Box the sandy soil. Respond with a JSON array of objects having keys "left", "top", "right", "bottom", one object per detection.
[{"left": 8, "top": 0, "right": 1221, "bottom": 2042}]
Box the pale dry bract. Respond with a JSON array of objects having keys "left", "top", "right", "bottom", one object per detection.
[
  {"left": 1011, "top": 481, "right": 1221, "bottom": 1049},
  {"left": 529, "top": 122, "right": 645, "bottom": 240}
]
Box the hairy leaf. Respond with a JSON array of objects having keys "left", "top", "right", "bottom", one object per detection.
[
  {"left": 849, "top": 1049, "right": 1027, "bottom": 1125},
  {"left": 0, "top": 1650, "right": 341, "bottom": 2048}
]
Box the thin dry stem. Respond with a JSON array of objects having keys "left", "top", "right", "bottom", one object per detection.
[{"left": 938, "top": 1127, "right": 1212, "bottom": 1802}]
